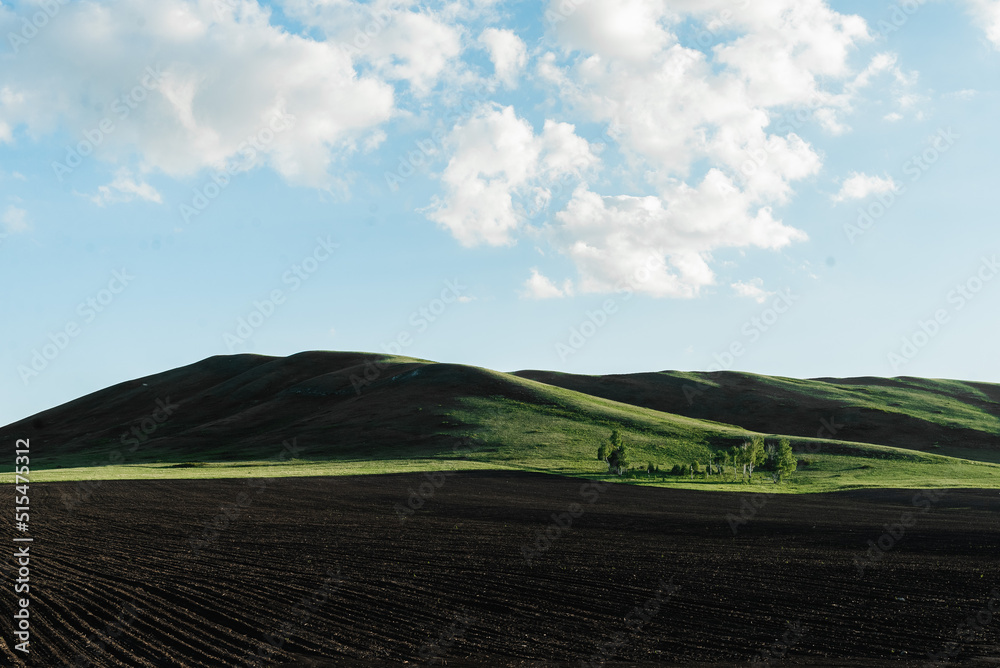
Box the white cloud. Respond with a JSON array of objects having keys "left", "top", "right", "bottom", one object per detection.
[
  {"left": 88, "top": 169, "right": 163, "bottom": 206},
  {"left": 520, "top": 0, "right": 871, "bottom": 297},
  {"left": 965, "top": 0, "right": 1000, "bottom": 49},
  {"left": 555, "top": 0, "right": 676, "bottom": 62},
  {"left": 2, "top": 205, "right": 29, "bottom": 233},
  {"left": 427, "top": 104, "right": 598, "bottom": 247},
  {"left": 283, "top": 0, "right": 463, "bottom": 95},
  {"left": 847, "top": 52, "right": 921, "bottom": 121},
  {"left": 479, "top": 28, "right": 528, "bottom": 88},
  {"left": 948, "top": 89, "right": 979, "bottom": 100},
  {"left": 552, "top": 180, "right": 806, "bottom": 298},
  {"left": 0, "top": 0, "right": 395, "bottom": 189},
  {"left": 832, "top": 172, "right": 898, "bottom": 202},
  {"left": 522, "top": 268, "right": 573, "bottom": 299},
  {"left": 731, "top": 278, "right": 774, "bottom": 304}
]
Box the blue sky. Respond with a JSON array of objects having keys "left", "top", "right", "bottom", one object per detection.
[{"left": 2, "top": 0, "right": 999, "bottom": 425}]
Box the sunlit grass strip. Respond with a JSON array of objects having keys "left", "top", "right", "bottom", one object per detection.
[{"left": 4, "top": 452, "right": 1000, "bottom": 495}]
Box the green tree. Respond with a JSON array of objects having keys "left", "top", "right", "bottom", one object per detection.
[
  {"left": 616, "top": 443, "right": 631, "bottom": 474},
  {"left": 729, "top": 445, "right": 741, "bottom": 479},
  {"left": 606, "top": 432, "right": 630, "bottom": 476},
  {"left": 775, "top": 438, "right": 796, "bottom": 483},
  {"left": 598, "top": 442, "right": 609, "bottom": 463},
  {"left": 610, "top": 429, "right": 623, "bottom": 451},
  {"left": 747, "top": 435, "right": 766, "bottom": 479}
]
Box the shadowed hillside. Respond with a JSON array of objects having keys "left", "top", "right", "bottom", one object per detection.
[
  {"left": 1, "top": 352, "right": 754, "bottom": 471},
  {"left": 3, "top": 352, "right": 999, "bottom": 491},
  {"left": 513, "top": 369, "right": 1000, "bottom": 456}
]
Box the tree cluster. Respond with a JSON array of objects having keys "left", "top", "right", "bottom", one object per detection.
[
  {"left": 598, "top": 429, "right": 631, "bottom": 475},
  {"left": 597, "top": 431, "right": 797, "bottom": 483}
]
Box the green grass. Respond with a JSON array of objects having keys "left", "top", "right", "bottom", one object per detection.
[
  {"left": 3, "top": 351, "right": 999, "bottom": 494},
  {"left": 3, "top": 458, "right": 516, "bottom": 483},
  {"left": 10, "top": 451, "right": 1000, "bottom": 494}
]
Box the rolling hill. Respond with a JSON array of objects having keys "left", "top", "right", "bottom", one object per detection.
[
  {"left": 2, "top": 351, "right": 999, "bottom": 491},
  {"left": 514, "top": 369, "right": 1000, "bottom": 457}
]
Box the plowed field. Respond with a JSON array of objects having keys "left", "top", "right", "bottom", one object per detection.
[{"left": 3, "top": 471, "right": 999, "bottom": 666}]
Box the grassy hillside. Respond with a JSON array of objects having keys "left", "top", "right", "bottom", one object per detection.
[
  {"left": 1, "top": 352, "right": 749, "bottom": 472},
  {"left": 513, "top": 369, "right": 1000, "bottom": 459},
  {"left": 2, "top": 351, "right": 999, "bottom": 492}
]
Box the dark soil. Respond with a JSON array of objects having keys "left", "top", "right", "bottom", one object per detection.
[{"left": 3, "top": 471, "right": 999, "bottom": 666}]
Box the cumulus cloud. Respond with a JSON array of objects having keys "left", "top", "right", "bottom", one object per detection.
[
  {"left": 479, "top": 28, "right": 528, "bottom": 88},
  {"left": 522, "top": 268, "right": 573, "bottom": 299},
  {"left": 832, "top": 172, "right": 898, "bottom": 202},
  {"left": 88, "top": 169, "right": 163, "bottom": 206},
  {"left": 283, "top": 0, "right": 463, "bottom": 95},
  {"left": 731, "top": 278, "right": 775, "bottom": 304},
  {"left": 427, "top": 104, "right": 598, "bottom": 247},
  {"left": 552, "top": 0, "right": 675, "bottom": 62},
  {"left": 518, "top": 0, "right": 872, "bottom": 297},
  {"left": 0, "top": 0, "right": 395, "bottom": 189},
  {"left": 553, "top": 180, "right": 806, "bottom": 298}
]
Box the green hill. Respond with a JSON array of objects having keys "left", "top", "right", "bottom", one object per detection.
[
  {"left": 2, "top": 351, "right": 999, "bottom": 492},
  {"left": 513, "top": 369, "right": 1000, "bottom": 460}
]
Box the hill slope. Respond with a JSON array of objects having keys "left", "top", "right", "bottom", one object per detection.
[
  {"left": 2, "top": 352, "right": 999, "bottom": 492},
  {"left": 513, "top": 369, "right": 1000, "bottom": 457},
  {"left": 2, "top": 351, "right": 754, "bottom": 472}
]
